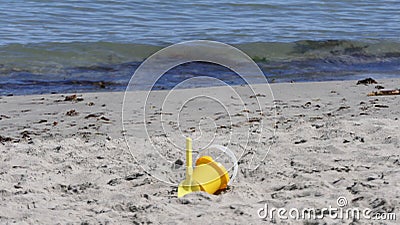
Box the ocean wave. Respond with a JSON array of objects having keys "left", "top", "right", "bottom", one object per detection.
[
  {"left": 1, "top": 40, "right": 400, "bottom": 73},
  {"left": 1, "top": 40, "right": 400, "bottom": 95}
]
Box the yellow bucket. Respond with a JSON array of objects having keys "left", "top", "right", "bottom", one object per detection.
[{"left": 192, "top": 156, "right": 230, "bottom": 194}]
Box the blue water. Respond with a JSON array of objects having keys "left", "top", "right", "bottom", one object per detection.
[
  {"left": 2, "top": 0, "right": 400, "bottom": 44},
  {"left": 1, "top": 0, "right": 400, "bottom": 95}
]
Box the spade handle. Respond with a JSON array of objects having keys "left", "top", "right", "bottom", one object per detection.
[{"left": 186, "top": 137, "right": 193, "bottom": 178}]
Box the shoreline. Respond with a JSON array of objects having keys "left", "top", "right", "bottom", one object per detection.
[{"left": 1, "top": 77, "right": 399, "bottom": 98}]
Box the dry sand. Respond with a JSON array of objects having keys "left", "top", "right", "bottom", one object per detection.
[{"left": 0, "top": 79, "right": 399, "bottom": 224}]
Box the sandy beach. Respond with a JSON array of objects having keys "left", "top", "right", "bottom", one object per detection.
[{"left": 0, "top": 79, "right": 399, "bottom": 224}]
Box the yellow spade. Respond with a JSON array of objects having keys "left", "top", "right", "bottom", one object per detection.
[
  {"left": 177, "top": 137, "right": 201, "bottom": 197},
  {"left": 177, "top": 138, "right": 231, "bottom": 197}
]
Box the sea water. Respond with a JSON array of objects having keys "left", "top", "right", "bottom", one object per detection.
[{"left": 1, "top": 0, "right": 400, "bottom": 95}]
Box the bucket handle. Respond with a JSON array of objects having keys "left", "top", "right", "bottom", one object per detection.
[{"left": 195, "top": 145, "right": 238, "bottom": 185}]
